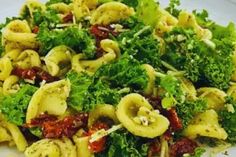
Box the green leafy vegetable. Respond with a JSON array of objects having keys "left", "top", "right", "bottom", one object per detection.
[
  {"left": 94, "top": 54, "right": 149, "bottom": 91},
  {"left": 166, "top": 0, "right": 181, "bottom": 17},
  {"left": 162, "top": 27, "right": 234, "bottom": 90},
  {"left": 186, "top": 147, "right": 206, "bottom": 157},
  {"left": 118, "top": 17, "right": 161, "bottom": 69},
  {"left": 176, "top": 99, "right": 207, "bottom": 128},
  {"left": 96, "top": 130, "right": 149, "bottom": 157},
  {"left": 0, "top": 85, "right": 38, "bottom": 125},
  {"left": 136, "top": 0, "right": 160, "bottom": 27},
  {"left": 219, "top": 96, "right": 236, "bottom": 143},
  {"left": 37, "top": 25, "right": 96, "bottom": 57},
  {"left": 67, "top": 71, "right": 122, "bottom": 112},
  {"left": 33, "top": 8, "right": 61, "bottom": 28},
  {"left": 193, "top": 10, "right": 213, "bottom": 27}
]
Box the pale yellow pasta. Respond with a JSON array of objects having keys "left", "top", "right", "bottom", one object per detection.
[
  {"left": 116, "top": 93, "right": 170, "bottom": 138},
  {"left": 3, "top": 75, "right": 19, "bottom": 95},
  {"left": 142, "top": 64, "right": 156, "bottom": 95},
  {"left": 227, "top": 85, "right": 236, "bottom": 101},
  {"left": 25, "top": 137, "right": 76, "bottom": 157},
  {"left": 183, "top": 109, "right": 228, "bottom": 140},
  {"left": 178, "top": 11, "right": 212, "bottom": 39},
  {"left": 0, "top": 57, "right": 13, "bottom": 81},
  {"left": 0, "top": 114, "right": 28, "bottom": 152},
  {"left": 44, "top": 45, "right": 73, "bottom": 76},
  {"left": 2, "top": 49, "right": 21, "bottom": 62},
  {"left": 15, "top": 49, "right": 41, "bottom": 69},
  {"left": 72, "top": 39, "right": 120, "bottom": 74},
  {"left": 26, "top": 79, "right": 71, "bottom": 123},
  {"left": 90, "top": 2, "right": 134, "bottom": 25},
  {"left": 231, "top": 50, "right": 236, "bottom": 81},
  {"left": 49, "top": 3, "right": 71, "bottom": 15},
  {"left": 197, "top": 87, "right": 226, "bottom": 110},
  {"left": 155, "top": 9, "right": 178, "bottom": 36},
  {"left": 2, "top": 20, "right": 38, "bottom": 51},
  {"left": 73, "top": 0, "right": 91, "bottom": 20},
  {"left": 0, "top": 126, "right": 12, "bottom": 143},
  {"left": 180, "top": 77, "right": 197, "bottom": 100},
  {"left": 20, "top": 0, "right": 46, "bottom": 18},
  {"left": 88, "top": 104, "right": 119, "bottom": 127},
  {"left": 73, "top": 134, "right": 94, "bottom": 157}
]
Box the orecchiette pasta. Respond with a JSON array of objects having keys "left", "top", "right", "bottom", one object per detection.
[
  {"left": 180, "top": 77, "right": 197, "bottom": 100},
  {"left": 197, "top": 87, "right": 226, "bottom": 110},
  {"left": 72, "top": 39, "right": 120, "bottom": 75},
  {"left": 178, "top": 11, "right": 212, "bottom": 39},
  {"left": 2, "top": 20, "right": 38, "bottom": 51},
  {"left": 90, "top": 2, "right": 134, "bottom": 25},
  {"left": 26, "top": 79, "right": 71, "bottom": 123},
  {"left": 44, "top": 45, "right": 73, "bottom": 76},
  {"left": 20, "top": 0, "right": 46, "bottom": 18},
  {"left": 231, "top": 50, "right": 236, "bottom": 81},
  {"left": 49, "top": 3, "right": 71, "bottom": 15},
  {"left": 0, "top": 114, "right": 28, "bottom": 152},
  {"left": 227, "top": 85, "right": 236, "bottom": 100},
  {"left": 116, "top": 93, "right": 170, "bottom": 138},
  {"left": 0, "top": 57, "right": 13, "bottom": 81},
  {"left": 183, "top": 109, "right": 228, "bottom": 140},
  {"left": 73, "top": 131, "right": 94, "bottom": 157},
  {"left": 88, "top": 104, "right": 119, "bottom": 127},
  {"left": 2, "top": 49, "right": 21, "bottom": 62},
  {"left": 15, "top": 49, "right": 41, "bottom": 69},
  {"left": 155, "top": 9, "right": 178, "bottom": 36},
  {"left": 2, "top": 75, "right": 19, "bottom": 95},
  {"left": 25, "top": 137, "right": 76, "bottom": 157},
  {"left": 142, "top": 64, "right": 156, "bottom": 95},
  {"left": 73, "top": 0, "right": 91, "bottom": 20}
]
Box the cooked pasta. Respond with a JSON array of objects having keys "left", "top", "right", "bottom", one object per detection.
[{"left": 0, "top": 0, "right": 235, "bottom": 157}]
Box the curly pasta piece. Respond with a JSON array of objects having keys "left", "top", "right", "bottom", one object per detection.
[
  {"left": 142, "top": 64, "right": 156, "bottom": 95},
  {"left": 49, "top": 3, "right": 71, "bottom": 15},
  {"left": 73, "top": 134, "right": 94, "bottom": 157},
  {"left": 91, "top": 2, "right": 134, "bottom": 25},
  {"left": 180, "top": 77, "right": 197, "bottom": 100},
  {"left": 15, "top": 49, "right": 41, "bottom": 69},
  {"left": 3, "top": 75, "right": 19, "bottom": 95},
  {"left": 2, "top": 20, "right": 38, "bottom": 51},
  {"left": 116, "top": 93, "right": 169, "bottom": 138},
  {"left": 0, "top": 114, "right": 28, "bottom": 152},
  {"left": 20, "top": 0, "right": 46, "bottom": 18},
  {"left": 25, "top": 137, "right": 76, "bottom": 157},
  {"left": 178, "top": 11, "right": 212, "bottom": 39},
  {"left": 44, "top": 46, "right": 73, "bottom": 76},
  {"left": 155, "top": 9, "right": 178, "bottom": 36},
  {"left": 72, "top": 39, "right": 120, "bottom": 75},
  {"left": 0, "top": 57, "right": 13, "bottom": 81},
  {"left": 183, "top": 109, "right": 228, "bottom": 140},
  {"left": 197, "top": 87, "right": 226, "bottom": 110},
  {"left": 26, "top": 80, "right": 71, "bottom": 123},
  {"left": 73, "top": 0, "right": 90, "bottom": 20},
  {"left": 88, "top": 104, "right": 119, "bottom": 127},
  {"left": 3, "top": 49, "right": 21, "bottom": 62}
]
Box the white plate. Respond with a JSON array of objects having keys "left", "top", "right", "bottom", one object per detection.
[{"left": 0, "top": 0, "right": 235, "bottom": 156}]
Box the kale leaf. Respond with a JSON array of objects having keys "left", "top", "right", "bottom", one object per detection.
[
  {"left": 0, "top": 85, "right": 38, "bottom": 125},
  {"left": 176, "top": 99, "right": 207, "bottom": 128},
  {"left": 96, "top": 130, "right": 149, "bottom": 157},
  {"left": 219, "top": 96, "right": 236, "bottom": 143},
  {"left": 37, "top": 25, "right": 96, "bottom": 57}
]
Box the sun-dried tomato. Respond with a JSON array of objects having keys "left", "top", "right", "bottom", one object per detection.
[
  {"left": 26, "top": 113, "right": 88, "bottom": 138},
  {"left": 32, "top": 26, "right": 39, "bottom": 34},
  {"left": 148, "top": 139, "right": 161, "bottom": 157},
  {"left": 163, "top": 129, "right": 172, "bottom": 141},
  {"left": 12, "top": 66, "right": 58, "bottom": 84},
  {"left": 164, "top": 108, "right": 183, "bottom": 132},
  {"left": 170, "top": 138, "right": 198, "bottom": 157},
  {"left": 86, "top": 121, "right": 109, "bottom": 153},
  {"left": 42, "top": 113, "right": 88, "bottom": 138},
  {"left": 63, "top": 12, "right": 73, "bottom": 23}
]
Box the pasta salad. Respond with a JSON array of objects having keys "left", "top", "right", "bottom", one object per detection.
[{"left": 0, "top": 0, "right": 236, "bottom": 157}]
